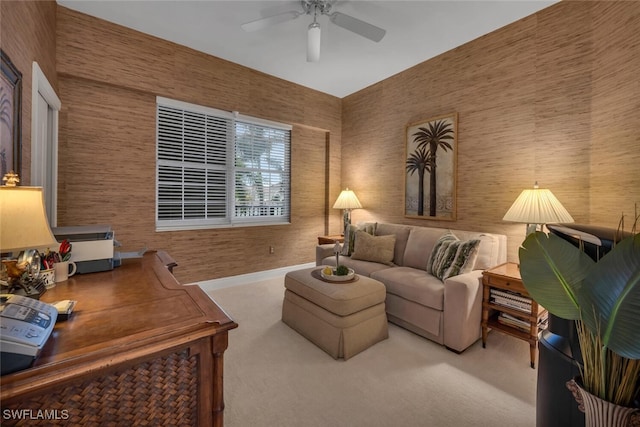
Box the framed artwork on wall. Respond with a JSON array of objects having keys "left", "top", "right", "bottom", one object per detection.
[
  {"left": 405, "top": 112, "right": 457, "bottom": 221},
  {"left": 1, "top": 49, "right": 22, "bottom": 179}
]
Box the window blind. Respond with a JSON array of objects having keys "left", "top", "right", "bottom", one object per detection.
[{"left": 156, "top": 97, "right": 291, "bottom": 231}]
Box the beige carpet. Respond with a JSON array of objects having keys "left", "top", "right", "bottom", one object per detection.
[{"left": 207, "top": 277, "right": 537, "bottom": 427}]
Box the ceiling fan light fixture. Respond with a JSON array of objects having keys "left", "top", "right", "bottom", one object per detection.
[
  {"left": 307, "top": 21, "right": 321, "bottom": 62},
  {"left": 242, "top": 0, "right": 386, "bottom": 63}
]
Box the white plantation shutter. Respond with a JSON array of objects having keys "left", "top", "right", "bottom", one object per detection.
[
  {"left": 156, "top": 97, "right": 291, "bottom": 230},
  {"left": 234, "top": 117, "right": 290, "bottom": 223}
]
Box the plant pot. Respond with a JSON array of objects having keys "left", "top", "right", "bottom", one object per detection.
[{"left": 566, "top": 378, "right": 640, "bottom": 427}]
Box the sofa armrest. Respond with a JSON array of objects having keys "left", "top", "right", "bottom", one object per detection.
[
  {"left": 442, "top": 270, "right": 483, "bottom": 352},
  {"left": 316, "top": 244, "right": 339, "bottom": 266}
]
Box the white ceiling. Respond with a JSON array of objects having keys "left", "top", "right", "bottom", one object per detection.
[{"left": 56, "top": 0, "right": 557, "bottom": 98}]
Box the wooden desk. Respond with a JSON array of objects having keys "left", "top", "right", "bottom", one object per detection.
[{"left": 0, "top": 251, "right": 237, "bottom": 426}]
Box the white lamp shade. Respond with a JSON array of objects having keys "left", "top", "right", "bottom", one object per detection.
[
  {"left": 503, "top": 186, "right": 574, "bottom": 225},
  {"left": 0, "top": 186, "right": 58, "bottom": 253},
  {"left": 307, "top": 22, "right": 321, "bottom": 62},
  {"left": 333, "top": 188, "right": 362, "bottom": 210}
]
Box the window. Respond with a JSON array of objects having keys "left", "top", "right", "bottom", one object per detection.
[{"left": 156, "top": 97, "right": 291, "bottom": 231}]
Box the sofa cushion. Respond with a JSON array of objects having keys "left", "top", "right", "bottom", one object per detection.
[
  {"left": 323, "top": 256, "right": 393, "bottom": 277},
  {"left": 451, "top": 229, "right": 505, "bottom": 270},
  {"left": 427, "top": 232, "right": 480, "bottom": 281},
  {"left": 426, "top": 232, "right": 457, "bottom": 276},
  {"left": 443, "top": 239, "right": 480, "bottom": 279},
  {"left": 341, "top": 223, "right": 376, "bottom": 256},
  {"left": 375, "top": 223, "right": 411, "bottom": 266},
  {"left": 351, "top": 231, "right": 396, "bottom": 265},
  {"left": 403, "top": 227, "right": 448, "bottom": 270},
  {"left": 465, "top": 233, "right": 502, "bottom": 271},
  {"left": 371, "top": 267, "right": 445, "bottom": 311},
  {"left": 341, "top": 224, "right": 357, "bottom": 256}
]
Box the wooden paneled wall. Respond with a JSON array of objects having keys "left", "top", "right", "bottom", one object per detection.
[
  {"left": 54, "top": 7, "right": 342, "bottom": 283},
  {"left": 342, "top": 1, "right": 640, "bottom": 262}
]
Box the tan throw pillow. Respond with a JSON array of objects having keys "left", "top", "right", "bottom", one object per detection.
[{"left": 350, "top": 231, "right": 396, "bottom": 265}]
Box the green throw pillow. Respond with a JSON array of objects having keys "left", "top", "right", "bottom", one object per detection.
[
  {"left": 427, "top": 232, "right": 480, "bottom": 281},
  {"left": 341, "top": 223, "right": 377, "bottom": 256},
  {"left": 341, "top": 224, "right": 359, "bottom": 256}
]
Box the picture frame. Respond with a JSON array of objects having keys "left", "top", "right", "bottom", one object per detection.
[
  {"left": 1, "top": 49, "right": 22, "bottom": 179},
  {"left": 405, "top": 112, "right": 457, "bottom": 220}
]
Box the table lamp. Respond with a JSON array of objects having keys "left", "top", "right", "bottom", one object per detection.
[
  {"left": 503, "top": 182, "right": 574, "bottom": 235},
  {"left": 1, "top": 174, "right": 58, "bottom": 295},
  {"left": 333, "top": 188, "right": 362, "bottom": 233}
]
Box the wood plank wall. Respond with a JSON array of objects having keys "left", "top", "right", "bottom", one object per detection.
[
  {"left": 342, "top": 1, "right": 640, "bottom": 263},
  {"left": 54, "top": 7, "right": 342, "bottom": 283}
]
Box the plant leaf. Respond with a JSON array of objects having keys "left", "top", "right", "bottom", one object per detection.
[
  {"left": 519, "top": 232, "right": 595, "bottom": 319},
  {"left": 579, "top": 234, "right": 640, "bottom": 359}
]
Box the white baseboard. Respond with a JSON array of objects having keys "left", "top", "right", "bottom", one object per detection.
[{"left": 191, "top": 262, "right": 316, "bottom": 292}]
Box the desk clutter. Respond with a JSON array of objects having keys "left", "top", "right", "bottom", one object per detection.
[
  {"left": 52, "top": 225, "right": 117, "bottom": 274},
  {"left": 1, "top": 225, "right": 145, "bottom": 302}
]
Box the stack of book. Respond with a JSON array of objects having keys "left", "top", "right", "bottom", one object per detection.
[
  {"left": 497, "top": 312, "right": 531, "bottom": 332},
  {"left": 538, "top": 310, "right": 549, "bottom": 330},
  {"left": 490, "top": 288, "right": 532, "bottom": 313},
  {"left": 497, "top": 311, "right": 549, "bottom": 333}
]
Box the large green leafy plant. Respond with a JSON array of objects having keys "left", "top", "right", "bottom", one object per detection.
[{"left": 519, "top": 231, "right": 640, "bottom": 407}]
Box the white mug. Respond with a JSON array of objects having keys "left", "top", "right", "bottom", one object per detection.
[{"left": 54, "top": 260, "right": 77, "bottom": 283}]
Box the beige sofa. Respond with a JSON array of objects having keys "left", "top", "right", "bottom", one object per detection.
[{"left": 316, "top": 223, "right": 507, "bottom": 353}]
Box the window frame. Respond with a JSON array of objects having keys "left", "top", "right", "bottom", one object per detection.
[{"left": 155, "top": 97, "right": 291, "bottom": 232}]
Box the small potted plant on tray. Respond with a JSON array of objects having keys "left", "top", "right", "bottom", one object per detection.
[{"left": 320, "top": 242, "right": 353, "bottom": 281}]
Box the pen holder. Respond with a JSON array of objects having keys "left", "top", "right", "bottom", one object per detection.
[{"left": 40, "top": 268, "right": 56, "bottom": 289}]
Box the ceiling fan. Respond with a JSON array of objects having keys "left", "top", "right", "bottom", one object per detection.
[{"left": 241, "top": 0, "right": 386, "bottom": 62}]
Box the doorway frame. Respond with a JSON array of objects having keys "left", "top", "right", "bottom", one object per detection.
[{"left": 31, "top": 61, "right": 61, "bottom": 226}]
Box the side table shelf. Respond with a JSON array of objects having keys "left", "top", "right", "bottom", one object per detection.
[{"left": 481, "top": 262, "right": 547, "bottom": 368}]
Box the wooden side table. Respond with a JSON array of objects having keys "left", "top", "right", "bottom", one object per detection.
[
  {"left": 481, "top": 262, "right": 547, "bottom": 368},
  {"left": 317, "top": 234, "right": 344, "bottom": 245}
]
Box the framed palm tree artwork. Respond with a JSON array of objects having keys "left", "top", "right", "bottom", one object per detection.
[
  {"left": 405, "top": 113, "right": 457, "bottom": 220},
  {"left": 1, "top": 49, "right": 22, "bottom": 179}
]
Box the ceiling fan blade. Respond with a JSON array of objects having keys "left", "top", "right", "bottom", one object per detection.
[
  {"left": 241, "top": 10, "right": 302, "bottom": 33},
  {"left": 329, "top": 12, "right": 386, "bottom": 42}
]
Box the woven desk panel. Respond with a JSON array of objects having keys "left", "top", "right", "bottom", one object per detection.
[{"left": 2, "top": 349, "right": 198, "bottom": 426}]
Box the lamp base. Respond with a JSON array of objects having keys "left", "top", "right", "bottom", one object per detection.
[
  {"left": 342, "top": 209, "right": 351, "bottom": 233},
  {"left": 526, "top": 223, "right": 539, "bottom": 235},
  {"left": 7, "top": 276, "right": 47, "bottom": 299},
  {"left": 1, "top": 260, "right": 46, "bottom": 299}
]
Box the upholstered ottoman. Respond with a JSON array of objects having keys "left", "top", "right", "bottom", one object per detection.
[{"left": 282, "top": 267, "right": 388, "bottom": 360}]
